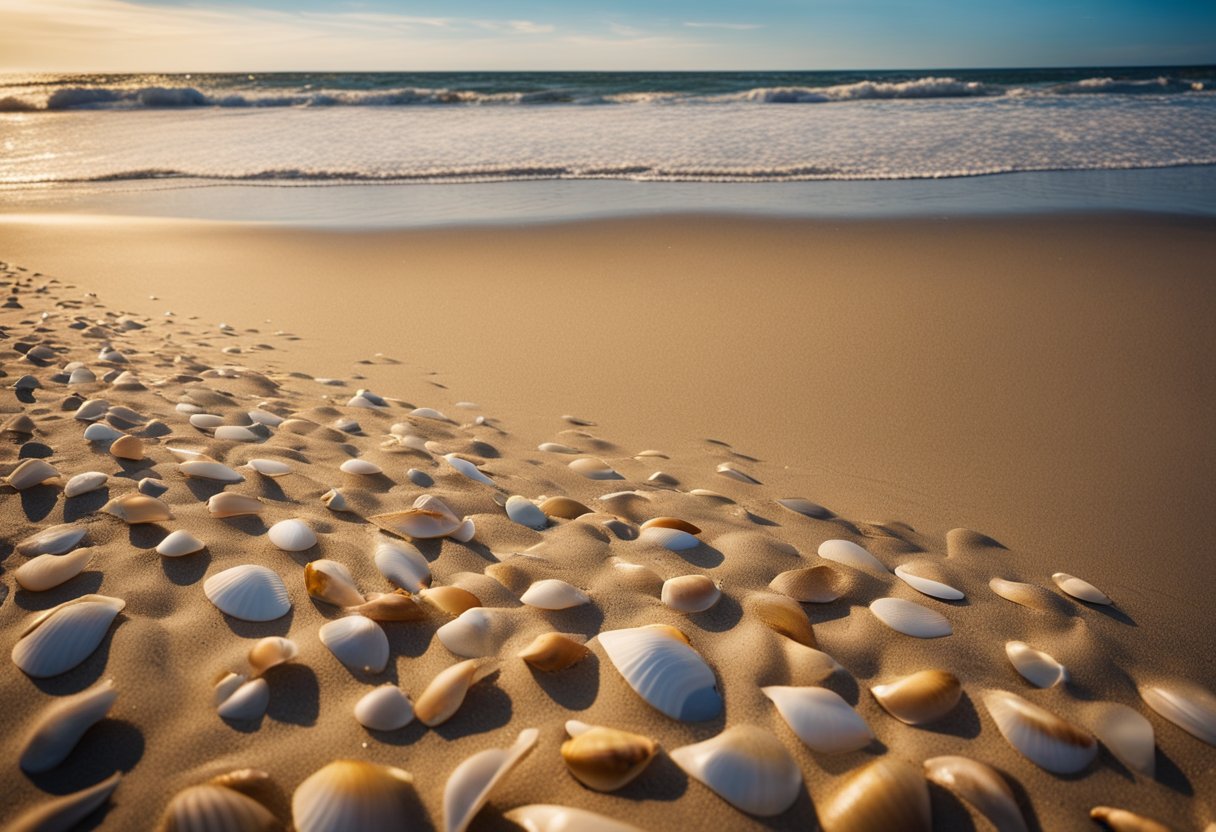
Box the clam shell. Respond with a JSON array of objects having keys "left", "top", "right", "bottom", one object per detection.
[
  {"left": 10, "top": 771, "right": 122, "bottom": 832},
  {"left": 248, "top": 636, "right": 298, "bottom": 676},
  {"left": 214, "top": 425, "right": 259, "bottom": 442},
  {"left": 411, "top": 406, "right": 449, "bottom": 420},
  {"left": 820, "top": 758, "right": 930, "bottom": 832},
  {"left": 518, "top": 633, "right": 589, "bottom": 672},
  {"left": 538, "top": 442, "right": 580, "bottom": 454},
  {"left": 74, "top": 399, "right": 110, "bottom": 421},
  {"left": 65, "top": 471, "right": 108, "bottom": 498},
  {"left": 180, "top": 460, "right": 244, "bottom": 482},
  {"left": 923, "top": 756, "right": 1027, "bottom": 832},
  {"left": 1090, "top": 807, "right": 1172, "bottom": 832},
  {"left": 661, "top": 575, "right": 721, "bottom": 613},
  {"left": 443, "top": 728, "right": 538, "bottom": 832},
  {"left": 247, "top": 458, "right": 291, "bottom": 477},
  {"left": 339, "top": 458, "right": 381, "bottom": 475},
  {"left": 15, "top": 548, "right": 95, "bottom": 592},
  {"left": 568, "top": 457, "right": 621, "bottom": 480},
  {"left": 539, "top": 496, "right": 592, "bottom": 519},
  {"left": 157, "top": 530, "right": 205, "bottom": 557},
  {"left": 869, "top": 597, "right": 951, "bottom": 638},
  {"left": 818, "top": 539, "right": 888, "bottom": 576},
  {"left": 20, "top": 679, "right": 118, "bottom": 773},
  {"left": 370, "top": 495, "right": 462, "bottom": 539},
  {"left": 12, "top": 595, "right": 126, "bottom": 678},
  {"left": 505, "top": 496, "right": 548, "bottom": 530},
  {"left": 157, "top": 783, "right": 279, "bottom": 832},
  {"left": 321, "top": 488, "right": 349, "bottom": 512},
  {"left": 989, "top": 578, "right": 1071, "bottom": 613},
  {"left": 561, "top": 721, "right": 658, "bottom": 791},
  {"left": 504, "top": 805, "right": 644, "bottom": 832},
  {"left": 17, "top": 523, "right": 88, "bottom": 556},
  {"left": 292, "top": 760, "right": 414, "bottom": 832},
  {"left": 1005, "top": 641, "right": 1068, "bottom": 688},
  {"left": 346, "top": 590, "right": 428, "bottom": 622},
  {"left": 419, "top": 585, "right": 482, "bottom": 616},
  {"left": 268, "top": 518, "right": 318, "bottom": 552},
  {"left": 319, "top": 615, "right": 389, "bottom": 673},
  {"left": 217, "top": 677, "right": 270, "bottom": 721},
  {"left": 1052, "top": 572, "right": 1112, "bottom": 605},
  {"left": 871, "top": 669, "right": 962, "bottom": 725},
  {"left": 443, "top": 453, "right": 495, "bottom": 485},
  {"left": 763, "top": 686, "right": 874, "bottom": 753},
  {"left": 982, "top": 689, "right": 1097, "bottom": 773},
  {"left": 208, "top": 492, "right": 264, "bottom": 518},
  {"left": 104, "top": 493, "right": 173, "bottom": 523},
  {"left": 670, "top": 725, "right": 801, "bottom": 817},
  {"left": 354, "top": 685, "right": 414, "bottom": 731},
  {"left": 373, "top": 537, "right": 431, "bottom": 592},
  {"left": 745, "top": 593, "right": 817, "bottom": 647},
  {"left": 6, "top": 459, "right": 61, "bottom": 490},
  {"left": 776, "top": 497, "right": 832, "bottom": 519},
  {"left": 415, "top": 659, "right": 498, "bottom": 727},
  {"left": 640, "top": 517, "right": 701, "bottom": 535},
  {"left": 1083, "top": 702, "right": 1156, "bottom": 778},
  {"left": 894, "top": 564, "right": 964, "bottom": 600},
  {"left": 639, "top": 526, "right": 700, "bottom": 551},
  {"left": 84, "top": 422, "right": 124, "bottom": 442},
  {"left": 189, "top": 413, "right": 223, "bottom": 429},
  {"left": 406, "top": 468, "right": 433, "bottom": 486},
  {"left": 109, "top": 434, "right": 144, "bottom": 460},
  {"left": 769, "top": 565, "right": 844, "bottom": 603},
  {"left": 597, "top": 625, "right": 722, "bottom": 721},
  {"left": 436, "top": 608, "right": 515, "bottom": 658},
  {"left": 204, "top": 565, "right": 291, "bottom": 622},
  {"left": 249, "top": 409, "right": 285, "bottom": 427},
  {"left": 1139, "top": 682, "right": 1216, "bottom": 746},
  {"left": 715, "top": 462, "right": 760, "bottom": 484},
  {"left": 304, "top": 559, "right": 363, "bottom": 606},
  {"left": 520, "top": 579, "right": 590, "bottom": 610}
]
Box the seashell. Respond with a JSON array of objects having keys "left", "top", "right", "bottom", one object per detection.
[
  {"left": 436, "top": 608, "right": 515, "bottom": 658},
  {"left": 745, "top": 593, "right": 817, "bottom": 647},
  {"left": 247, "top": 458, "right": 291, "bottom": 477},
  {"left": 247, "top": 636, "right": 298, "bottom": 676},
  {"left": 820, "top": 757, "right": 930, "bottom": 832},
  {"left": 869, "top": 597, "right": 951, "bottom": 638},
  {"left": 763, "top": 686, "right": 874, "bottom": 753},
  {"left": 444, "top": 728, "right": 538, "bottom": 832},
  {"left": 83, "top": 422, "right": 124, "bottom": 442},
  {"left": 17, "top": 523, "right": 88, "bottom": 556},
  {"left": 346, "top": 590, "right": 427, "bottom": 622},
  {"left": 769, "top": 565, "right": 844, "bottom": 603},
  {"left": 339, "top": 458, "right": 381, "bottom": 475},
  {"left": 139, "top": 478, "right": 167, "bottom": 498},
  {"left": 214, "top": 672, "right": 246, "bottom": 707},
  {"left": 20, "top": 679, "right": 118, "bottom": 773},
  {"left": 74, "top": 399, "right": 110, "bottom": 421},
  {"left": 538, "top": 442, "right": 581, "bottom": 454},
  {"left": 505, "top": 496, "right": 548, "bottom": 530},
  {"left": 670, "top": 725, "right": 801, "bottom": 816},
  {"left": 639, "top": 526, "right": 699, "bottom": 551},
  {"left": 406, "top": 468, "right": 432, "bottom": 486},
  {"left": 563, "top": 414, "right": 595, "bottom": 425},
  {"left": 369, "top": 537, "right": 430, "bottom": 593},
  {"left": 597, "top": 625, "right": 722, "bottom": 721},
  {"left": 923, "top": 756, "right": 1027, "bottom": 832},
  {"left": 982, "top": 689, "right": 1097, "bottom": 773},
  {"left": 520, "top": 579, "right": 590, "bottom": 610},
  {"left": 450, "top": 517, "right": 476, "bottom": 543},
  {"left": 15, "top": 548, "right": 95, "bottom": 592},
  {"left": 354, "top": 685, "right": 414, "bottom": 731},
  {"left": 1090, "top": 807, "right": 1172, "bottom": 832},
  {"left": 648, "top": 471, "right": 678, "bottom": 484},
  {"left": 12, "top": 595, "right": 126, "bottom": 677},
  {"left": 518, "top": 633, "right": 589, "bottom": 672},
  {"left": 104, "top": 492, "right": 173, "bottom": 523},
  {"left": 561, "top": 721, "right": 658, "bottom": 792},
  {"left": 157, "top": 530, "right": 205, "bottom": 557},
  {"left": 5, "top": 458, "right": 60, "bottom": 490},
  {"left": 415, "top": 659, "right": 498, "bottom": 726},
  {"left": 304, "top": 559, "right": 363, "bottom": 606},
  {"left": 1083, "top": 702, "right": 1156, "bottom": 778},
  {"left": 715, "top": 462, "right": 760, "bottom": 484},
  {"left": 894, "top": 564, "right": 964, "bottom": 600},
  {"left": 1005, "top": 641, "right": 1067, "bottom": 688},
  {"left": 204, "top": 565, "right": 291, "bottom": 622},
  {"left": 267, "top": 518, "right": 317, "bottom": 552},
  {"left": 440, "top": 453, "right": 494, "bottom": 486},
  {"left": 108, "top": 405, "right": 144, "bottom": 426},
  {"left": 568, "top": 457, "right": 621, "bottom": 480},
  {"left": 3, "top": 412, "right": 37, "bottom": 434},
  {"left": 818, "top": 539, "right": 888, "bottom": 576},
  {"left": 166, "top": 446, "right": 211, "bottom": 462},
  {"left": 539, "top": 496, "right": 593, "bottom": 520},
  {"left": 189, "top": 413, "right": 223, "bottom": 430},
  {"left": 370, "top": 495, "right": 462, "bottom": 539},
  {"left": 292, "top": 760, "right": 414, "bottom": 832},
  {"left": 321, "top": 488, "right": 349, "bottom": 512},
  {"left": 871, "top": 669, "right": 962, "bottom": 725},
  {"left": 10, "top": 771, "right": 122, "bottom": 832},
  {"left": 640, "top": 517, "right": 701, "bottom": 535},
  {"left": 208, "top": 492, "right": 264, "bottom": 518},
  {"left": 157, "top": 782, "right": 279, "bottom": 832},
  {"left": 776, "top": 497, "right": 832, "bottom": 519},
  {"left": 505, "top": 805, "right": 644, "bottom": 832},
  {"left": 214, "top": 425, "right": 260, "bottom": 442},
  {"left": 68, "top": 366, "right": 96, "bottom": 386},
  {"left": 249, "top": 409, "right": 285, "bottom": 427},
  {"left": 1052, "top": 572, "right": 1112, "bottom": 605},
  {"left": 180, "top": 460, "right": 244, "bottom": 482},
  {"left": 217, "top": 677, "right": 270, "bottom": 721},
  {"left": 419, "top": 585, "right": 482, "bottom": 616},
  {"left": 319, "top": 615, "right": 389, "bottom": 673},
  {"left": 65, "top": 471, "right": 109, "bottom": 498},
  {"left": 661, "top": 575, "right": 721, "bottom": 613},
  {"left": 1139, "top": 682, "right": 1216, "bottom": 746},
  {"left": 411, "top": 406, "right": 449, "bottom": 420},
  {"left": 12, "top": 374, "right": 42, "bottom": 390},
  {"left": 989, "top": 578, "right": 1071, "bottom": 613}
]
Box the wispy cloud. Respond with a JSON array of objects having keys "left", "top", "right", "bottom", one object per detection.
[{"left": 683, "top": 21, "right": 765, "bottom": 31}]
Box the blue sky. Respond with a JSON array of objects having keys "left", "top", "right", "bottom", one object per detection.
[{"left": 1, "top": 0, "right": 1213, "bottom": 72}]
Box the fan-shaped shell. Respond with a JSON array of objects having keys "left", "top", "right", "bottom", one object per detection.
[
  {"left": 204, "top": 565, "right": 291, "bottom": 622},
  {"left": 661, "top": 575, "right": 721, "bottom": 613},
  {"left": 436, "top": 608, "right": 515, "bottom": 658},
  {"left": 248, "top": 636, "right": 298, "bottom": 676},
  {"left": 763, "top": 686, "right": 874, "bottom": 753},
  {"left": 6, "top": 459, "right": 61, "bottom": 490},
  {"left": 157, "top": 530, "right": 205, "bottom": 557},
  {"left": 989, "top": 578, "right": 1070, "bottom": 613},
  {"left": 505, "top": 496, "right": 548, "bottom": 530},
  {"left": 1006, "top": 641, "right": 1067, "bottom": 688},
  {"left": 104, "top": 493, "right": 173, "bottom": 523},
  {"left": 818, "top": 539, "right": 888, "bottom": 576},
  {"left": 17, "top": 523, "right": 88, "bottom": 556},
  {"left": 370, "top": 495, "right": 462, "bottom": 539},
  {"left": 208, "top": 493, "right": 265, "bottom": 518},
  {"left": 776, "top": 497, "right": 832, "bottom": 519},
  {"left": 597, "top": 626, "right": 722, "bottom": 721},
  {"left": 923, "top": 756, "right": 1027, "bottom": 832},
  {"left": 354, "top": 685, "right": 414, "bottom": 731},
  {"left": 819, "top": 758, "right": 930, "bottom": 832},
  {"left": 10, "top": 771, "right": 122, "bottom": 832},
  {"left": 1090, "top": 807, "right": 1172, "bottom": 832},
  {"left": 292, "top": 760, "right": 414, "bottom": 832},
  {"left": 982, "top": 690, "right": 1097, "bottom": 773},
  {"left": 12, "top": 595, "right": 126, "bottom": 678},
  {"left": 869, "top": 597, "right": 951, "bottom": 638},
  {"left": 65, "top": 471, "right": 109, "bottom": 498},
  {"left": 520, "top": 579, "right": 590, "bottom": 610},
  {"left": 504, "top": 805, "right": 644, "bottom": 832},
  {"left": 444, "top": 728, "right": 538, "bottom": 832},
  {"left": 109, "top": 434, "right": 144, "bottom": 460},
  {"left": 670, "top": 725, "right": 801, "bottom": 817},
  {"left": 319, "top": 615, "right": 388, "bottom": 673},
  {"left": 443, "top": 453, "right": 495, "bottom": 485},
  {"left": 180, "top": 460, "right": 244, "bottom": 482},
  {"left": 157, "top": 783, "right": 279, "bottom": 832},
  {"left": 15, "top": 548, "right": 95, "bottom": 592},
  {"left": 568, "top": 457, "right": 621, "bottom": 480},
  {"left": 871, "top": 669, "right": 962, "bottom": 725},
  {"left": 639, "top": 526, "right": 699, "bottom": 551},
  {"left": 518, "top": 633, "right": 589, "bottom": 672},
  {"left": 415, "top": 660, "right": 498, "bottom": 727},
  {"left": 745, "top": 593, "right": 817, "bottom": 647},
  {"left": 561, "top": 721, "right": 658, "bottom": 792},
  {"left": 539, "top": 496, "right": 592, "bottom": 519},
  {"left": 20, "top": 679, "right": 118, "bottom": 773},
  {"left": 346, "top": 591, "right": 428, "bottom": 622},
  {"left": 216, "top": 677, "right": 270, "bottom": 721},
  {"left": 1052, "top": 572, "right": 1112, "bottom": 605},
  {"left": 1083, "top": 702, "right": 1156, "bottom": 778},
  {"left": 769, "top": 565, "right": 844, "bottom": 603},
  {"left": 1139, "top": 682, "right": 1216, "bottom": 746},
  {"left": 894, "top": 564, "right": 964, "bottom": 600},
  {"left": 373, "top": 537, "right": 431, "bottom": 592}
]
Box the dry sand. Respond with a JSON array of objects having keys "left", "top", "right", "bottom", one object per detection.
[{"left": 1, "top": 212, "right": 1214, "bottom": 831}]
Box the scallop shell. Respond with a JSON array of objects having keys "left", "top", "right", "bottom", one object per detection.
[
  {"left": 346, "top": 590, "right": 428, "bottom": 622},
  {"left": 520, "top": 579, "right": 590, "bottom": 610},
  {"left": 17, "top": 523, "right": 88, "bottom": 556},
  {"left": 443, "top": 453, "right": 495, "bottom": 486},
  {"left": 292, "top": 760, "right": 414, "bottom": 832},
  {"left": 436, "top": 608, "right": 515, "bottom": 658},
  {"left": 157, "top": 783, "right": 279, "bottom": 832},
  {"left": 157, "top": 530, "right": 205, "bottom": 557},
  {"left": 669, "top": 725, "right": 801, "bottom": 817},
  {"left": 769, "top": 565, "right": 844, "bottom": 603},
  {"left": 415, "top": 659, "right": 498, "bottom": 727},
  {"left": 10, "top": 771, "right": 122, "bottom": 832},
  {"left": 204, "top": 565, "right": 291, "bottom": 622},
  {"left": 214, "top": 425, "right": 259, "bottom": 442},
  {"left": 1090, "top": 807, "right": 1172, "bottom": 832},
  {"left": 20, "top": 679, "right": 118, "bottom": 773},
  {"left": 989, "top": 578, "right": 1070, "bottom": 613},
  {"left": 982, "top": 689, "right": 1097, "bottom": 773},
  {"left": 104, "top": 492, "right": 173, "bottom": 524},
  {"left": 597, "top": 625, "right": 723, "bottom": 721},
  {"left": 373, "top": 537, "right": 431, "bottom": 592},
  {"left": 776, "top": 497, "right": 832, "bottom": 519},
  {"left": 894, "top": 564, "right": 964, "bottom": 600},
  {"left": 354, "top": 685, "right": 414, "bottom": 731},
  {"left": 518, "top": 633, "right": 589, "bottom": 672},
  {"left": 819, "top": 757, "right": 930, "bottom": 832},
  {"left": 762, "top": 686, "right": 874, "bottom": 753},
  {"left": 869, "top": 598, "right": 952, "bottom": 638},
  {"left": 180, "top": 460, "right": 245, "bottom": 482},
  {"left": 15, "top": 548, "right": 95, "bottom": 592},
  {"left": 539, "top": 496, "right": 592, "bottom": 519},
  {"left": 267, "top": 518, "right": 318, "bottom": 552},
  {"left": 818, "top": 539, "right": 888, "bottom": 576},
  {"left": 339, "top": 458, "right": 381, "bottom": 475},
  {"left": 321, "top": 488, "right": 349, "bottom": 512},
  {"left": 443, "top": 728, "right": 538, "bottom": 832},
  {"left": 65, "top": 471, "right": 109, "bottom": 498},
  {"left": 1139, "top": 682, "right": 1216, "bottom": 746},
  {"left": 504, "top": 805, "right": 644, "bottom": 832},
  {"left": 319, "top": 615, "right": 389, "bottom": 673},
  {"left": 871, "top": 669, "right": 962, "bottom": 725},
  {"left": 745, "top": 593, "right": 817, "bottom": 648},
  {"left": 109, "top": 434, "right": 144, "bottom": 460},
  {"left": 1083, "top": 702, "right": 1156, "bottom": 778},
  {"left": 1006, "top": 641, "right": 1068, "bottom": 688},
  {"left": 217, "top": 677, "right": 270, "bottom": 721},
  {"left": 715, "top": 462, "right": 760, "bottom": 484},
  {"left": 561, "top": 721, "right": 658, "bottom": 792},
  {"left": 568, "top": 457, "right": 621, "bottom": 480},
  {"left": 208, "top": 493, "right": 265, "bottom": 518},
  {"left": 1052, "top": 572, "right": 1112, "bottom": 605},
  {"left": 923, "top": 756, "right": 1027, "bottom": 832},
  {"left": 12, "top": 595, "right": 126, "bottom": 678},
  {"left": 248, "top": 636, "right": 298, "bottom": 676},
  {"left": 6, "top": 459, "right": 61, "bottom": 490},
  {"left": 505, "top": 496, "right": 548, "bottom": 530},
  {"left": 419, "top": 585, "right": 482, "bottom": 616},
  {"left": 370, "top": 495, "right": 462, "bottom": 539},
  {"left": 661, "top": 575, "right": 721, "bottom": 613},
  {"left": 639, "top": 526, "right": 700, "bottom": 551},
  {"left": 84, "top": 422, "right": 124, "bottom": 443}
]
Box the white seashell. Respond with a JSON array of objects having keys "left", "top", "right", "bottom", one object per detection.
[
  {"left": 73, "top": 399, "right": 110, "bottom": 421},
  {"left": 1083, "top": 702, "right": 1156, "bottom": 778},
  {"left": 763, "top": 685, "right": 874, "bottom": 753},
  {"left": 870, "top": 669, "right": 962, "bottom": 725},
  {"left": 661, "top": 575, "right": 721, "bottom": 613},
  {"left": 83, "top": 422, "right": 124, "bottom": 442},
  {"left": 204, "top": 565, "right": 291, "bottom": 621},
  {"left": 340, "top": 458, "right": 381, "bottom": 475},
  {"left": 156, "top": 530, "right": 205, "bottom": 557},
  {"left": 670, "top": 725, "right": 801, "bottom": 817},
  {"left": 246, "top": 458, "right": 291, "bottom": 477},
  {"left": 411, "top": 407, "right": 449, "bottom": 420},
  {"left": 818, "top": 539, "right": 889, "bottom": 576},
  {"left": 214, "top": 425, "right": 260, "bottom": 442},
  {"left": 216, "top": 677, "right": 270, "bottom": 721},
  {"left": 17, "top": 523, "right": 87, "bottom": 556},
  {"left": 5, "top": 458, "right": 60, "bottom": 490},
  {"left": 107, "top": 405, "right": 144, "bottom": 425},
  {"left": 165, "top": 446, "right": 210, "bottom": 462},
  {"left": 1052, "top": 572, "right": 1112, "bottom": 605},
  {"left": 443, "top": 453, "right": 495, "bottom": 485},
  {"left": 819, "top": 758, "right": 930, "bottom": 832},
  {"left": 894, "top": 564, "right": 964, "bottom": 600},
  {"left": 68, "top": 367, "right": 96, "bottom": 386},
  {"left": 10, "top": 771, "right": 122, "bottom": 832},
  {"left": 639, "top": 526, "right": 700, "bottom": 551},
  {"left": 415, "top": 659, "right": 498, "bottom": 727},
  {"left": 1005, "top": 641, "right": 1068, "bottom": 688},
  {"left": 374, "top": 536, "right": 431, "bottom": 592},
  {"left": 436, "top": 608, "right": 514, "bottom": 658},
  {"left": 355, "top": 685, "right": 414, "bottom": 731},
  {"left": 65, "top": 471, "right": 109, "bottom": 498},
  {"left": 538, "top": 442, "right": 580, "bottom": 454},
  {"left": 715, "top": 462, "right": 760, "bottom": 484},
  {"left": 189, "top": 413, "right": 223, "bottom": 429},
  {"left": 869, "top": 597, "right": 951, "bottom": 638},
  {"left": 982, "top": 689, "right": 1097, "bottom": 773},
  {"left": 568, "top": 457, "right": 621, "bottom": 480},
  {"left": 268, "top": 518, "right": 317, "bottom": 552},
  {"left": 598, "top": 626, "right": 722, "bottom": 721},
  {"left": 175, "top": 402, "right": 203, "bottom": 414},
  {"left": 506, "top": 806, "right": 644, "bottom": 832},
  {"left": 304, "top": 559, "right": 363, "bottom": 606},
  {"left": 213, "top": 672, "right": 246, "bottom": 707},
  {"left": 292, "top": 760, "right": 414, "bottom": 832},
  {"left": 208, "top": 492, "right": 264, "bottom": 517},
  {"left": 15, "top": 548, "right": 95, "bottom": 592},
  {"left": 20, "top": 679, "right": 118, "bottom": 773},
  {"left": 923, "top": 756, "right": 1028, "bottom": 832},
  {"left": 520, "top": 579, "right": 590, "bottom": 610},
  {"left": 103, "top": 493, "right": 173, "bottom": 523},
  {"left": 450, "top": 517, "right": 476, "bottom": 543},
  {"left": 505, "top": 496, "right": 547, "bottom": 530},
  {"left": 444, "top": 728, "right": 539, "bottom": 832},
  {"left": 248, "top": 636, "right": 298, "bottom": 676},
  {"left": 1139, "top": 682, "right": 1216, "bottom": 746},
  {"left": 12, "top": 595, "right": 126, "bottom": 678},
  {"left": 776, "top": 497, "right": 832, "bottom": 519},
  {"left": 180, "top": 460, "right": 245, "bottom": 482},
  {"left": 248, "top": 408, "right": 285, "bottom": 426},
  {"left": 157, "top": 783, "right": 278, "bottom": 832},
  {"left": 322, "top": 488, "right": 349, "bottom": 512},
  {"left": 319, "top": 615, "right": 389, "bottom": 673}
]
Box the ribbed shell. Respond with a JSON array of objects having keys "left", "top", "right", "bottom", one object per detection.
[
  {"left": 370, "top": 496, "right": 462, "bottom": 539},
  {"left": 157, "top": 783, "right": 279, "bottom": 832},
  {"left": 870, "top": 669, "right": 962, "bottom": 725},
  {"left": 819, "top": 758, "right": 930, "bottom": 832},
  {"left": 869, "top": 598, "right": 952, "bottom": 638},
  {"left": 12, "top": 595, "right": 126, "bottom": 678},
  {"left": 763, "top": 686, "right": 874, "bottom": 753},
  {"left": 319, "top": 615, "right": 389, "bottom": 673},
  {"left": 745, "top": 593, "right": 817, "bottom": 648},
  {"left": 203, "top": 565, "right": 291, "bottom": 622},
  {"left": 20, "top": 679, "right": 118, "bottom": 773},
  {"left": 597, "top": 626, "right": 722, "bottom": 721},
  {"left": 373, "top": 537, "right": 432, "bottom": 592},
  {"left": 982, "top": 690, "right": 1097, "bottom": 773},
  {"left": 443, "top": 728, "right": 538, "bottom": 832},
  {"left": 669, "top": 725, "right": 802, "bottom": 817},
  {"left": 923, "top": 756, "right": 1027, "bottom": 832},
  {"left": 818, "top": 539, "right": 888, "bottom": 576},
  {"left": 292, "top": 760, "right": 414, "bottom": 832},
  {"left": 15, "top": 548, "right": 95, "bottom": 592}
]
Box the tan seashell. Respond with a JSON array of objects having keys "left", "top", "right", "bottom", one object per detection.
[
  {"left": 640, "top": 517, "right": 701, "bottom": 535},
  {"left": 3, "top": 412, "right": 37, "bottom": 434},
  {"left": 568, "top": 457, "right": 621, "bottom": 480},
  {"left": 923, "top": 756, "right": 1027, "bottom": 832},
  {"left": 539, "top": 496, "right": 593, "bottom": 519},
  {"left": 415, "top": 660, "right": 498, "bottom": 727},
  {"left": 10, "top": 771, "right": 122, "bottom": 832},
  {"left": 248, "top": 636, "right": 298, "bottom": 676},
  {"left": 769, "top": 565, "right": 845, "bottom": 603},
  {"left": 304, "top": 560, "right": 364, "bottom": 607},
  {"left": 871, "top": 669, "right": 962, "bottom": 725},
  {"left": 104, "top": 493, "right": 173, "bottom": 524},
  {"left": 819, "top": 758, "right": 931, "bottom": 832},
  {"left": 15, "top": 548, "right": 95, "bottom": 592},
  {"left": 292, "top": 760, "right": 414, "bottom": 832},
  {"left": 444, "top": 728, "right": 538, "bottom": 832},
  {"left": 20, "top": 679, "right": 118, "bottom": 774},
  {"left": 982, "top": 689, "right": 1097, "bottom": 773},
  {"left": 370, "top": 496, "right": 463, "bottom": 539},
  {"left": 346, "top": 590, "right": 428, "bottom": 622},
  {"left": 419, "top": 585, "right": 482, "bottom": 616},
  {"left": 518, "top": 633, "right": 589, "bottom": 672},
  {"left": 1090, "top": 807, "right": 1172, "bottom": 832},
  {"left": 5, "top": 458, "right": 61, "bottom": 490},
  {"left": 661, "top": 575, "right": 721, "bottom": 613},
  {"left": 208, "top": 492, "right": 265, "bottom": 518},
  {"left": 561, "top": 721, "right": 658, "bottom": 791},
  {"left": 745, "top": 593, "right": 817, "bottom": 648},
  {"left": 109, "top": 434, "right": 144, "bottom": 460},
  {"left": 157, "top": 782, "right": 279, "bottom": 832},
  {"left": 1052, "top": 572, "right": 1112, "bottom": 605}
]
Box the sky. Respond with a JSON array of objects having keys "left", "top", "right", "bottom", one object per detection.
[{"left": 0, "top": 0, "right": 1213, "bottom": 72}]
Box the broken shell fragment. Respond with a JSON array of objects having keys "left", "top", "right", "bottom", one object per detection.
[
  {"left": 670, "top": 725, "right": 801, "bottom": 817},
  {"left": 292, "top": 760, "right": 414, "bottom": 832},
  {"left": 597, "top": 626, "right": 722, "bottom": 721},
  {"left": 982, "top": 689, "right": 1097, "bottom": 774},
  {"left": 443, "top": 453, "right": 495, "bottom": 486},
  {"left": 661, "top": 575, "right": 721, "bottom": 613},
  {"left": 346, "top": 590, "right": 428, "bottom": 622},
  {"left": 370, "top": 495, "right": 462, "bottom": 539},
  {"left": 1090, "top": 807, "right": 1172, "bottom": 832},
  {"left": 321, "top": 488, "right": 349, "bottom": 512},
  {"left": 923, "top": 756, "right": 1027, "bottom": 832},
  {"left": 355, "top": 685, "right": 414, "bottom": 731},
  {"left": 819, "top": 758, "right": 931, "bottom": 832},
  {"left": 871, "top": 670, "right": 962, "bottom": 725},
  {"left": 419, "top": 585, "right": 482, "bottom": 616},
  {"left": 520, "top": 579, "right": 590, "bottom": 610},
  {"left": 15, "top": 548, "right": 95, "bottom": 592},
  {"left": 20, "top": 679, "right": 118, "bottom": 773},
  {"left": 518, "top": 633, "right": 589, "bottom": 672},
  {"left": 12, "top": 595, "right": 126, "bottom": 678},
  {"left": 443, "top": 728, "right": 538, "bottom": 832},
  {"left": 319, "top": 615, "right": 389, "bottom": 673},
  {"left": 304, "top": 559, "right": 364, "bottom": 607},
  {"left": 869, "top": 597, "right": 951, "bottom": 638},
  {"left": 561, "top": 721, "right": 658, "bottom": 792},
  {"left": 204, "top": 565, "right": 291, "bottom": 622}
]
